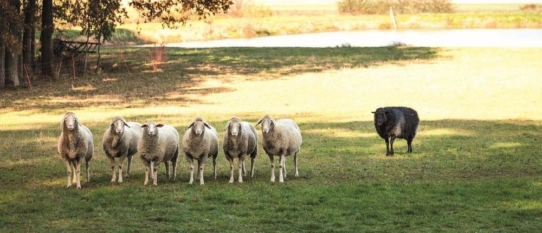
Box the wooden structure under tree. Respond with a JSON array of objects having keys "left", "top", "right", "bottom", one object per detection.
[{"left": 53, "top": 39, "right": 101, "bottom": 59}]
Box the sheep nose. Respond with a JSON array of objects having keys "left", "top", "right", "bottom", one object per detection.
[
  {"left": 67, "top": 125, "right": 74, "bottom": 130},
  {"left": 263, "top": 128, "right": 269, "bottom": 134},
  {"left": 149, "top": 131, "right": 155, "bottom": 135},
  {"left": 116, "top": 129, "right": 122, "bottom": 134},
  {"left": 196, "top": 129, "right": 202, "bottom": 135}
]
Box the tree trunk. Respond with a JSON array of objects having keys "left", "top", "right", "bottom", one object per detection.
[
  {"left": 6, "top": 50, "right": 20, "bottom": 87},
  {"left": 40, "top": 0, "right": 54, "bottom": 79},
  {"left": 0, "top": 45, "right": 5, "bottom": 89},
  {"left": 6, "top": 0, "right": 21, "bottom": 87},
  {"left": 23, "top": 0, "right": 36, "bottom": 75}
]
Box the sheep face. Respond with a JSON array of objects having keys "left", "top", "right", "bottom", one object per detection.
[
  {"left": 372, "top": 109, "right": 388, "bottom": 126},
  {"left": 62, "top": 112, "right": 78, "bottom": 131},
  {"left": 111, "top": 118, "right": 130, "bottom": 135},
  {"left": 256, "top": 115, "right": 274, "bottom": 134},
  {"left": 142, "top": 122, "right": 164, "bottom": 136},
  {"left": 188, "top": 118, "right": 210, "bottom": 135},
  {"left": 226, "top": 118, "right": 242, "bottom": 136}
]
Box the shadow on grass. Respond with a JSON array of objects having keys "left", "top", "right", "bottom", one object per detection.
[
  {"left": 4, "top": 46, "right": 440, "bottom": 110},
  {"left": 162, "top": 46, "right": 440, "bottom": 78}
]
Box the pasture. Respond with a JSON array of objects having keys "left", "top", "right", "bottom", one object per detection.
[{"left": 1, "top": 46, "right": 542, "bottom": 232}]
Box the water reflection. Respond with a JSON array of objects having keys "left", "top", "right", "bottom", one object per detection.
[{"left": 164, "top": 29, "right": 542, "bottom": 48}]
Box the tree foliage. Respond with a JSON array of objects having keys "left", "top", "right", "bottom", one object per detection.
[
  {"left": 57, "top": 0, "right": 127, "bottom": 43},
  {"left": 0, "top": 0, "right": 23, "bottom": 51},
  {"left": 0, "top": 0, "right": 234, "bottom": 88},
  {"left": 130, "top": 0, "right": 233, "bottom": 28}
]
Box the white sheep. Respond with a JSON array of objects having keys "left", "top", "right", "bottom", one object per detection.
[
  {"left": 223, "top": 116, "right": 258, "bottom": 183},
  {"left": 57, "top": 112, "right": 94, "bottom": 189},
  {"left": 102, "top": 116, "right": 142, "bottom": 183},
  {"left": 137, "top": 121, "right": 179, "bottom": 186},
  {"left": 256, "top": 115, "right": 302, "bottom": 183},
  {"left": 181, "top": 117, "right": 219, "bottom": 185}
]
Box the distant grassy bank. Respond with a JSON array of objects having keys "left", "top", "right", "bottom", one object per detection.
[{"left": 55, "top": 3, "right": 542, "bottom": 44}]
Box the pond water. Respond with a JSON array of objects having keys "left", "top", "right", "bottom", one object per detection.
[{"left": 163, "top": 29, "right": 542, "bottom": 48}]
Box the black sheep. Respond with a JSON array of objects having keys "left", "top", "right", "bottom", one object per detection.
[{"left": 372, "top": 107, "right": 419, "bottom": 156}]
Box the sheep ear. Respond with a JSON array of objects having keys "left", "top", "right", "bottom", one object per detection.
[
  {"left": 187, "top": 121, "right": 195, "bottom": 129},
  {"left": 203, "top": 122, "right": 211, "bottom": 129},
  {"left": 122, "top": 119, "right": 131, "bottom": 128},
  {"left": 141, "top": 124, "right": 148, "bottom": 128},
  {"left": 156, "top": 124, "right": 164, "bottom": 128},
  {"left": 371, "top": 111, "right": 376, "bottom": 114},
  {"left": 255, "top": 118, "right": 262, "bottom": 126}
]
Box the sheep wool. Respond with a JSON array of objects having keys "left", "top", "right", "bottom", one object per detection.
[
  {"left": 57, "top": 112, "right": 94, "bottom": 189},
  {"left": 102, "top": 116, "right": 142, "bottom": 183},
  {"left": 181, "top": 117, "right": 219, "bottom": 185},
  {"left": 138, "top": 122, "right": 179, "bottom": 186},
  {"left": 256, "top": 115, "right": 302, "bottom": 183},
  {"left": 223, "top": 117, "right": 258, "bottom": 183},
  {"left": 372, "top": 106, "right": 419, "bottom": 156}
]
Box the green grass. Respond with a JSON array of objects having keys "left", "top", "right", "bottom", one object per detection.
[{"left": 2, "top": 47, "right": 542, "bottom": 232}]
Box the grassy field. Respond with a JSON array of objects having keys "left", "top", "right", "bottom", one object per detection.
[{"left": 1, "top": 46, "right": 542, "bottom": 231}]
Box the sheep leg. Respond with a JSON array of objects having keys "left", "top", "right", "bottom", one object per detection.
[
  {"left": 389, "top": 136, "right": 396, "bottom": 156},
  {"left": 283, "top": 156, "right": 287, "bottom": 178},
  {"left": 108, "top": 156, "right": 117, "bottom": 183},
  {"left": 196, "top": 159, "right": 201, "bottom": 182},
  {"left": 294, "top": 152, "right": 299, "bottom": 177},
  {"left": 64, "top": 159, "right": 72, "bottom": 188},
  {"left": 164, "top": 161, "right": 171, "bottom": 180},
  {"left": 238, "top": 156, "right": 245, "bottom": 183},
  {"left": 250, "top": 157, "right": 255, "bottom": 178},
  {"left": 198, "top": 159, "right": 205, "bottom": 185},
  {"left": 269, "top": 155, "right": 276, "bottom": 183},
  {"left": 126, "top": 155, "right": 133, "bottom": 178},
  {"left": 385, "top": 138, "right": 391, "bottom": 156},
  {"left": 228, "top": 157, "right": 235, "bottom": 183},
  {"left": 75, "top": 159, "right": 83, "bottom": 189},
  {"left": 186, "top": 157, "right": 195, "bottom": 184},
  {"left": 406, "top": 137, "right": 413, "bottom": 153},
  {"left": 151, "top": 161, "right": 157, "bottom": 186},
  {"left": 85, "top": 159, "right": 91, "bottom": 183},
  {"left": 241, "top": 160, "right": 247, "bottom": 177},
  {"left": 70, "top": 160, "right": 78, "bottom": 186},
  {"left": 279, "top": 155, "right": 286, "bottom": 183},
  {"left": 171, "top": 160, "right": 177, "bottom": 181},
  {"left": 118, "top": 156, "right": 126, "bottom": 183},
  {"left": 142, "top": 160, "right": 150, "bottom": 185}
]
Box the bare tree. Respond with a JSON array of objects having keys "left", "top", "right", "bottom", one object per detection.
[{"left": 40, "top": 0, "right": 54, "bottom": 79}]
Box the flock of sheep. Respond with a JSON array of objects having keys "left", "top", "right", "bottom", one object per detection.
[
  {"left": 58, "top": 106, "right": 419, "bottom": 189},
  {"left": 58, "top": 112, "right": 303, "bottom": 188}
]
